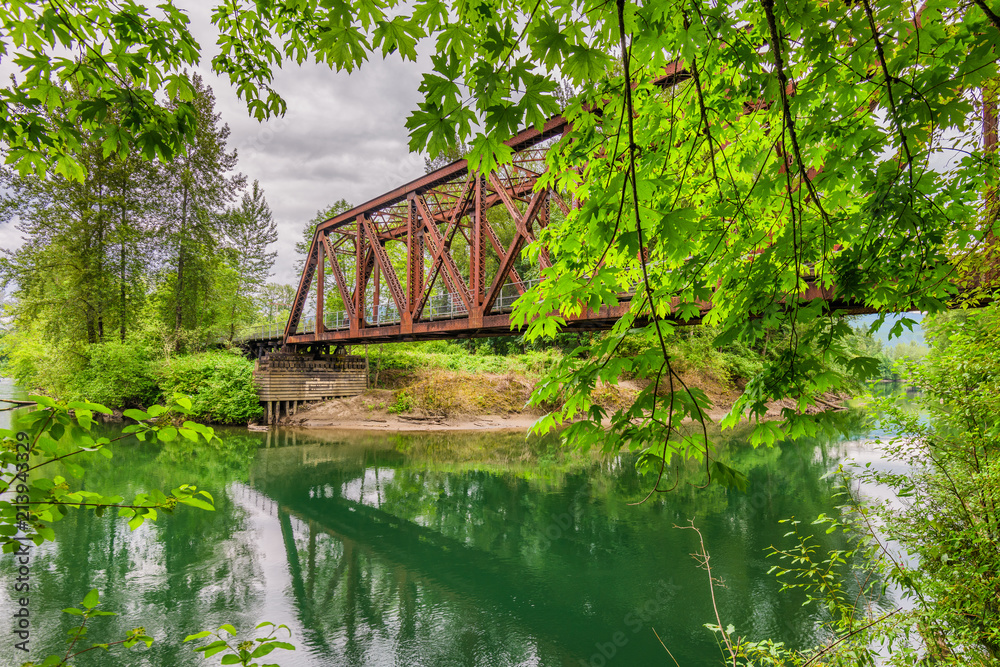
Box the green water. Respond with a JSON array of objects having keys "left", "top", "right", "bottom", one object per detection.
[{"left": 0, "top": 401, "right": 884, "bottom": 667}]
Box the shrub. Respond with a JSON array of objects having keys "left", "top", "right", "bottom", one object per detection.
[
  {"left": 72, "top": 340, "right": 159, "bottom": 408},
  {"left": 387, "top": 390, "right": 413, "bottom": 414},
  {"left": 157, "top": 351, "right": 262, "bottom": 424},
  {"left": 1, "top": 329, "right": 81, "bottom": 397},
  {"left": 369, "top": 345, "right": 561, "bottom": 378}
]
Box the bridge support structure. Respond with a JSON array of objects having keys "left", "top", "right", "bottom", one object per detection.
[{"left": 254, "top": 353, "right": 368, "bottom": 425}]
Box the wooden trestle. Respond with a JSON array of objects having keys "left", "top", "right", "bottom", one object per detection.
[{"left": 254, "top": 353, "right": 368, "bottom": 424}]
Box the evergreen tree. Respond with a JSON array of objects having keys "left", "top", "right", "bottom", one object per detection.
[
  {"left": 0, "top": 110, "right": 154, "bottom": 346},
  {"left": 156, "top": 74, "right": 244, "bottom": 346},
  {"left": 220, "top": 180, "right": 278, "bottom": 340}
]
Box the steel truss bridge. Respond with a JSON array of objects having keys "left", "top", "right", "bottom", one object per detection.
[
  {"left": 236, "top": 59, "right": 995, "bottom": 357},
  {"left": 245, "top": 115, "right": 650, "bottom": 355}
]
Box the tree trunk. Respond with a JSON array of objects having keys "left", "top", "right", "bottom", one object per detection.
[
  {"left": 96, "top": 193, "right": 105, "bottom": 342},
  {"left": 119, "top": 163, "right": 128, "bottom": 342},
  {"left": 175, "top": 183, "right": 189, "bottom": 335}
]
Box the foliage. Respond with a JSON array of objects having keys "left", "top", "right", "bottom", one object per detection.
[
  {"left": 387, "top": 389, "right": 413, "bottom": 414},
  {"left": 1, "top": 74, "right": 277, "bottom": 358},
  {"left": 3, "top": 336, "right": 261, "bottom": 421},
  {"left": 20, "top": 589, "right": 155, "bottom": 667},
  {"left": 157, "top": 351, "right": 264, "bottom": 424},
  {"left": 0, "top": 394, "right": 217, "bottom": 553},
  {"left": 71, "top": 339, "right": 159, "bottom": 408},
  {"left": 256, "top": 282, "right": 297, "bottom": 327},
  {"left": 708, "top": 301, "right": 1000, "bottom": 665},
  {"left": 852, "top": 302, "right": 1000, "bottom": 663},
  {"left": 0, "top": 326, "right": 80, "bottom": 400},
  {"left": 845, "top": 323, "right": 929, "bottom": 382},
  {"left": 3, "top": 0, "right": 997, "bottom": 485},
  {"left": 369, "top": 343, "right": 561, "bottom": 379},
  {"left": 184, "top": 621, "right": 294, "bottom": 667},
  {"left": 0, "top": 2, "right": 200, "bottom": 179}
]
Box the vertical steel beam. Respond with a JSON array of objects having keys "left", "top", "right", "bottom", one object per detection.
[
  {"left": 353, "top": 216, "right": 365, "bottom": 333},
  {"left": 404, "top": 197, "right": 418, "bottom": 330},
  {"left": 315, "top": 239, "right": 324, "bottom": 336},
  {"left": 373, "top": 263, "right": 380, "bottom": 325},
  {"left": 470, "top": 175, "right": 486, "bottom": 326}
]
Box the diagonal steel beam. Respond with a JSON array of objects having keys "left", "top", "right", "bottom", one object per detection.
[
  {"left": 321, "top": 233, "right": 356, "bottom": 321},
  {"left": 413, "top": 193, "right": 473, "bottom": 312},
  {"left": 482, "top": 216, "right": 525, "bottom": 289},
  {"left": 483, "top": 189, "right": 547, "bottom": 314},
  {"left": 551, "top": 191, "right": 571, "bottom": 217},
  {"left": 284, "top": 237, "right": 317, "bottom": 341},
  {"left": 360, "top": 214, "right": 407, "bottom": 312}
]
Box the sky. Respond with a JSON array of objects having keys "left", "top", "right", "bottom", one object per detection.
[{"left": 0, "top": 2, "right": 433, "bottom": 286}]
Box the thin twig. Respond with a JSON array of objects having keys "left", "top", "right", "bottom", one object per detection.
[{"left": 652, "top": 627, "right": 681, "bottom": 667}]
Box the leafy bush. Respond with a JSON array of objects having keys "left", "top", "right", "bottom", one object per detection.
[
  {"left": 1, "top": 327, "right": 83, "bottom": 397},
  {"left": 71, "top": 340, "right": 159, "bottom": 408},
  {"left": 387, "top": 390, "right": 413, "bottom": 414},
  {"left": 418, "top": 340, "right": 467, "bottom": 355},
  {"left": 157, "top": 351, "right": 262, "bottom": 424}
]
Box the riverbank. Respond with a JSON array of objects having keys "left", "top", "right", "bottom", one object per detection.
[
  {"left": 270, "top": 369, "right": 842, "bottom": 431},
  {"left": 275, "top": 365, "right": 847, "bottom": 431}
]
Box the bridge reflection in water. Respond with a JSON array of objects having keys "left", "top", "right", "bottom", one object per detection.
[{"left": 237, "top": 425, "right": 871, "bottom": 666}]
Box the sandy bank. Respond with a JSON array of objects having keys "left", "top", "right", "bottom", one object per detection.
[{"left": 271, "top": 369, "right": 846, "bottom": 433}]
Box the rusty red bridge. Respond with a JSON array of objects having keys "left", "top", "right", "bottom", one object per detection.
[
  {"left": 244, "top": 110, "right": 846, "bottom": 358},
  {"left": 246, "top": 115, "right": 646, "bottom": 357}
]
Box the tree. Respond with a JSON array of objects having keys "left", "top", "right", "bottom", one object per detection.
[
  {"left": 733, "top": 303, "right": 1000, "bottom": 665},
  {"left": 220, "top": 180, "right": 278, "bottom": 340},
  {"left": 257, "top": 282, "right": 297, "bottom": 324},
  {"left": 0, "top": 94, "right": 158, "bottom": 347},
  {"left": 156, "top": 74, "right": 244, "bottom": 345},
  {"left": 294, "top": 199, "right": 354, "bottom": 273},
  {"left": 3, "top": 0, "right": 999, "bottom": 478}
]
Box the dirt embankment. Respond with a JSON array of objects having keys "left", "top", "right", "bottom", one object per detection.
[{"left": 279, "top": 366, "right": 774, "bottom": 432}]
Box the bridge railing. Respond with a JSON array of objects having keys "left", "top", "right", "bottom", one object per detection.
[
  {"left": 244, "top": 321, "right": 285, "bottom": 341},
  {"left": 242, "top": 278, "right": 543, "bottom": 341}
]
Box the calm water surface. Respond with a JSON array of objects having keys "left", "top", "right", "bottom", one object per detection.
[{"left": 0, "top": 383, "right": 894, "bottom": 667}]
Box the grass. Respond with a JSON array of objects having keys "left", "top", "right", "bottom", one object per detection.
[{"left": 367, "top": 342, "right": 561, "bottom": 379}]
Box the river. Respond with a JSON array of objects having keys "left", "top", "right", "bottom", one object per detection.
[{"left": 0, "top": 383, "right": 900, "bottom": 667}]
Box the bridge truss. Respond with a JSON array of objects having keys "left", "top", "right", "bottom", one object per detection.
[{"left": 276, "top": 116, "right": 633, "bottom": 350}]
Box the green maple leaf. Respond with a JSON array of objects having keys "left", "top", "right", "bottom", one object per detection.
[
  {"left": 484, "top": 103, "right": 522, "bottom": 137},
  {"left": 373, "top": 16, "right": 424, "bottom": 61},
  {"left": 528, "top": 15, "right": 571, "bottom": 70},
  {"left": 519, "top": 74, "right": 559, "bottom": 129},
  {"left": 405, "top": 101, "right": 456, "bottom": 155},
  {"left": 562, "top": 44, "right": 612, "bottom": 84},
  {"left": 413, "top": 0, "right": 449, "bottom": 30},
  {"left": 466, "top": 133, "right": 513, "bottom": 175},
  {"left": 316, "top": 24, "right": 370, "bottom": 72}
]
